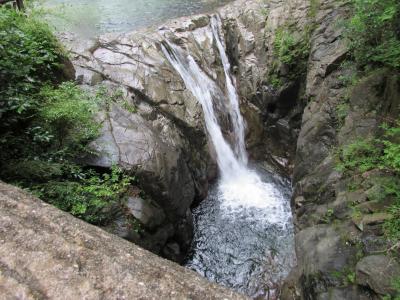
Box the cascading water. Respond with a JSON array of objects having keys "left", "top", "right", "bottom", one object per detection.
[
  {"left": 162, "top": 16, "right": 295, "bottom": 298},
  {"left": 210, "top": 15, "right": 247, "bottom": 165}
]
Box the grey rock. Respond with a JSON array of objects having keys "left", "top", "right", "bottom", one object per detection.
[
  {"left": 356, "top": 255, "right": 400, "bottom": 296},
  {"left": 317, "top": 286, "right": 374, "bottom": 300},
  {"left": 0, "top": 181, "right": 247, "bottom": 300},
  {"left": 126, "top": 196, "right": 166, "bottom": 230}
]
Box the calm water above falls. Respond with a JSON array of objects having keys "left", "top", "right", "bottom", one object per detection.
[
  {"left": 40, "top": 0, "right": 232, "bottom": 37},
  {"left": 163, "top": 16, "right": 295, "bottom": 298}
]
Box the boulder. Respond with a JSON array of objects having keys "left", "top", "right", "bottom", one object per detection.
[
  {"left": 356, "top": 255, "right": 400, "bottom": 296},
  {"left": 0, "top": 181, "right": 247, "bottom": 299}
]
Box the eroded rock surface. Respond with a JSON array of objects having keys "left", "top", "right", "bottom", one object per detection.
[
  {"left": 0, "top": 181, "right": 247, "bottom": 300},
  {"left": 49, "top": 0, "right": 399, "bottom": 298},
  {"left": 60, "top": 0, "right": 307, "bottom": 260},
  {"left": 281, "top": 0, "right": 400, "bottom": 299}
]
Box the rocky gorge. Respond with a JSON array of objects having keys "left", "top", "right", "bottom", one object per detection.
[{"left": 1, "top": 0, "right": 399, "bottom": 298}]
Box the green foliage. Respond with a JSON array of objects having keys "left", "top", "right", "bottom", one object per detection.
[
  {"left": 330, "top": 267, "right": 356, "bottom": 285},
  {"left": 337, "top": 121, "right": 400, "bottom": 244},
  {"left": 270, "top": 25, "right": 312, "bottom": 84},
  {"left": 383, "top": 277, "right": 400, "bottom": 300},
  {"left": 337, "top": 121, "right": 400, "bottom": 175},
  {"left": 321, "top": 208, "right": 335, "bottom": 223},
  {"left": 345, "top": 0, "right": 400, "bottom": 70},
  {"left": 37, "top": 82, "right": 100, "bottom": 157},
  {"left": 0, "top": 7, "right": 135, "bottom": 226},
  {"left": 96, "top": 85, "right": 137, "bottom": 113},
  {"left": 32, "top": 166, "right": 135, "bottom": 224},
  {"left": 381, "top": 124, "right": 400, "bottom": 173},
  {"left": 274, "top": 28, "right": 298, "bottom": 65},
  {"left": 336, "top": 102, "right": 350, "bottom": 127},
  {"left": 385, "top": 204, "right": 400, "bottom": 243},
  {"left": 0, "top": 6, "right": 66, "bottom": 125},
  {"left": 268, "top": 73, "right": 284, "bottom": 89},
  {"left": 274, "top": 27, "right": 310, "bottom": 68},
  {"left": 336, "top": 139, "right": 381, "bottom": 173}
]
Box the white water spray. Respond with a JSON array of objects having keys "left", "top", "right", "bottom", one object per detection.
[
  {"left": 161, "top": 16, "right": 290, "bottom": 217},
  {"left": 162, "top": 15, "right": 295, "bottom": 295}
]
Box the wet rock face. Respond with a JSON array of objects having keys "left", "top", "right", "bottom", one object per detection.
[
  {"left": 62, "top": 0, "right": 306, "bottom": 259},
  {"left": 57, "top": 0, "right": 399, "bottom": 298}
]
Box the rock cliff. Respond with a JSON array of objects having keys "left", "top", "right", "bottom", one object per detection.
[
  {"left": 60, "top": 0, "right": 399, "bottom": 297},
  {"left": 2, "top": 0, "right": 399, "bottom": 298}
]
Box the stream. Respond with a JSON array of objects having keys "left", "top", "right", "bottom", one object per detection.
[{"left": 39, "top": 0, "right": 232, "bottom": 38}]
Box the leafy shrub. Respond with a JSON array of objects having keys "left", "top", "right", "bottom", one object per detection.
[
  {"left": 95, "top": 85, "right": 137, "bottom": 113},
  {"left": 381, "top": 123, "right": 400, "bottom": 173},
  {"left": 0, "top": 6, "right": 66, "bottom": 126},
  {"left": 346, "top": 0, "right": 400, "bottom": 70},
  {"left": 0, "top": 7, "right": 135, "bottom": 226},
  {"left": 337, "top": 120, "right": 400, "bottom": 173},
  {"left": 32, "top": 166, "right": 134, "bottom": 224},
  {"left": 336, "top": 139, "right": 382, "bottom": 173},
  {"left": 274, "top": 27, "right": 310, "bottom": 68},
  {"left": 271, "top": 25, "right": 312, "bottom": 82},
  {"left": 37, "top": 82, "right": 99, "bottom": 158}
]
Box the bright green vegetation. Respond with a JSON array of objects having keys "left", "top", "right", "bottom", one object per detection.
[
  {"left": 266, "top": 25, "right": 312, "bottom": 89},
  {"left": 31, "top": 166, "right": 133, "bottom": 224},
  {"left": 0, "top": 7, "right": 134, "bottom": 224},
  {"left": 273, "top": 26, "right": 311, "bottom": 76},
  {"left": 334, "top": 0, "right": 400, "bottom": 252},
  {"left": 331, "top": 267, "right": 356, "bottom": 285},
  {"left": 384, "top": 278, "right": 400, "bottom": 300},
  {"left": 337, "top": 121, "right": 400, "bottom": 243},
  {"left": 346, "top": 0, "right": 400, "bottom": 70}
]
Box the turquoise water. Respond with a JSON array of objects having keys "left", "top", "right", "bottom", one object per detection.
[{"left": 40, "top": 0, "right": 231, "bottom": 37}]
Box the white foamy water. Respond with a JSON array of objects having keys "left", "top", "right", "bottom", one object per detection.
[
  {"left": 218, "top": 170, "right": 291, "bottom": 224},
  {"left": 162, "top": 16, "right": 295, "bottom": 296}
]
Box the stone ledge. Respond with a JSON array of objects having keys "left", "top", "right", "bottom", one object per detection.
[{"left": 0, "top": 181, "right": 247, "bottom": 300}]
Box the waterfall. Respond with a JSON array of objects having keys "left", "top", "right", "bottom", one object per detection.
[
  {"left": 162, "top": 15, "right": 295, "bottom": 296},
  {"left": 210, "top": 15, "right": 248, "bottom": 165},
  {"left": 161, "top": 16, "right": 290, "bottom": 212},
  {"left": 161, "top": 40, "right": 245, "bottom": 180},
  {"left": 161, "top": 15, "right": 248, "bottom": 181}
]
